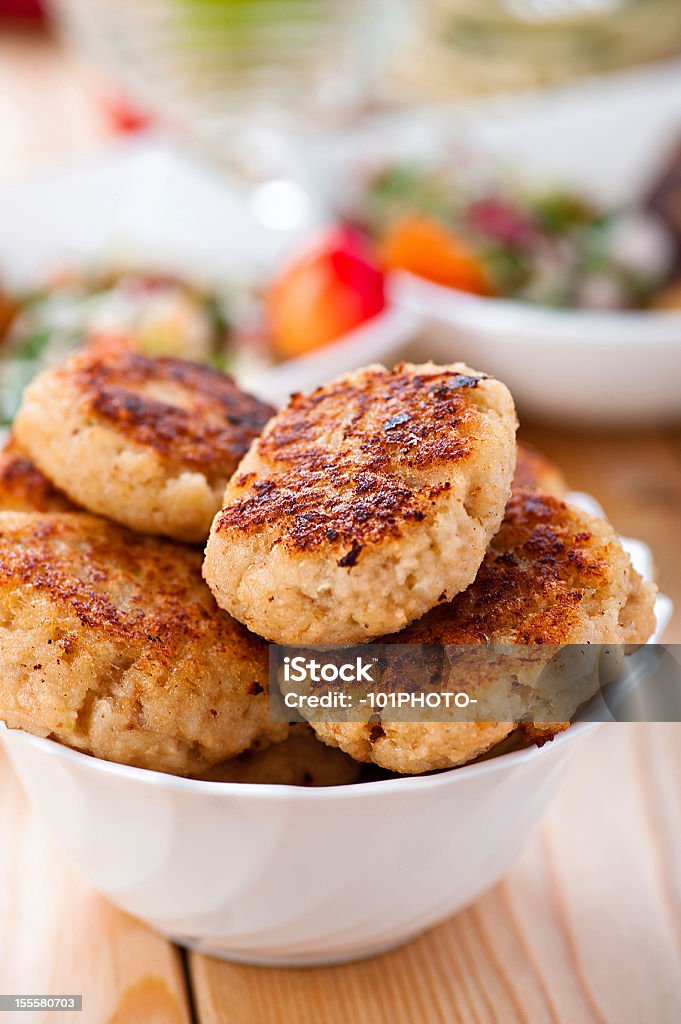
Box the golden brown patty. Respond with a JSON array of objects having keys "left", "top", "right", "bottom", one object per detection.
[
  {"left": 197, "top": 724, "right": 362, "bottom": 786},
  {"left": 513, "top": 444, "right": 567, "bottom": 498},
  {"left": 311, "top": 488, "right": 657, "bottom": 773},
  {"left": 385, "top": 488, "right": 655, "bottom": 645},
  {"left": 0, "top": 435, "right": 76, "bottom": 513},
  {"left": 204, "top": 361, "right": 517, "bottom": 643},
  {"left": 13, "top": 338, "right": 275, "bottom": 541},
  {"left": 0, "top": 511, "right": 285, "bottom": 774}
]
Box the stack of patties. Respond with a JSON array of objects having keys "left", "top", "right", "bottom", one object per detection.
[
  {"left": 0, "top": 338, "right": 364, "bottom": 785},
  {"left": 0, "top": 344, "right": 657, "bottom": 782},
  {"left": 0, "top": 340, "right": 281, "bottom": 777},
  {"left": 203, "top": 362, "right": 657, "bottom": 775}
]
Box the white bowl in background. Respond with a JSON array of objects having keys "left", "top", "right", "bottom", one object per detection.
[
  {"left": 0, "top": 512, "right": 671, "bottom": 966},
  {"left": 0, "top": 139, "right": 417, "bottom": 409},
  {"left": 311, "top": 59, "right": 681, "bottom": 425},
  {"left": 392, "top": 271, "right": 681, "bottom": 426}
]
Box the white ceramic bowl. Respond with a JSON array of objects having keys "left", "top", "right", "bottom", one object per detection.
[
  {"left": 312, "top": 59, "right": 681, "bottom": 425},
  {"left": 0, "top": 508, "right": 671, "bottom": 966},
  {"left": 0, "top": 718, "right": 595, "bottom": 966}
]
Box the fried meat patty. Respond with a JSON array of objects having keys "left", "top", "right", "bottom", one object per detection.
[
  {"left": 514, "top": 444, "right": 567, "bottom": 497},
  {"left": 13, "top": 339, "right": 275, "bottom": 541},
  {"left": 0, "top": 511, "right": 285, "bottom": 774},
  {"left": 310, "top": 488, "right": 657, "bottom": 773},
  {"left": 0, "top": 435, "right": 76, "bottom": 513},
  {"left": 197, "top": 723, "right": 362, "bottom": 786},
  {"left": 204, "top": 362, "right": 517, "bottom": 643}
]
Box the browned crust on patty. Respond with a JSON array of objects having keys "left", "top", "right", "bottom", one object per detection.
[
  {"left": 384, "top": 488, "right": 642, "bottom": 646},
  {"left": 0, "top": 436, "right": 76, "bottom": 513},
  {"left": 0, "top": 512, "right": 244, "bottom": 647},
  {"left": 308, "top": 488, "right": 655, "bottom": 771},
  {"left": 0, "top": 510, "right": 282, "bottom": 774},
  {"left": 64, "top": 337, "right": 274, "bottom": 478},
  {"left": 216, "top": 363, "right": 490, "bottom": 555}
]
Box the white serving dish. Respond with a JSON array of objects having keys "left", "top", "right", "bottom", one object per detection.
[
  {"left": 0, "top": 716, "right": 596, "bottom": 967},
  {"left": 0, "top": 507, "right": 671, "bottom": 966},
  {"left": 392, "top": 273, "right": 681, "bottom": 426},
  {"left": 313, "top": 60, "right": 681, "bottom": 425},
  {"left": 0, "top": 139, "right": 417, "bottom": 408}
]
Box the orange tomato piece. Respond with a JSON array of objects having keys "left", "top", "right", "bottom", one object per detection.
[
  {"left": 380, "top": 215, "right": 492, "bottom": 296},
  {"left": 268, "top": 228, "right": 385, "bottom": 360}
]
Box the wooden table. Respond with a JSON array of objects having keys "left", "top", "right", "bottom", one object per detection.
[{"left": 1, "top": 26, "right": 681, "bottom": 1024}]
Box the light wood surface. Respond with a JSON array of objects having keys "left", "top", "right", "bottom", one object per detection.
[
  {"left": 1, "top": 26, "right": 680, "bottom": 1024},
  {"left": 0, "top": 747, "right": 191, "bottom": 1024}
]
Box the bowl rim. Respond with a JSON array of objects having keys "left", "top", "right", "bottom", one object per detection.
[
  {"left": 390, "top": 270, "right": 681, "bottom": 341},
  {"left": 0, "top": 718, "right": 598, "bottom": 801}
]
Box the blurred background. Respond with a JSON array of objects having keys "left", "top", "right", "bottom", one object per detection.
[
  {"left": 2, "top": 0, "right": 681, "bottom": 402},
  {"left": 4, "top": 0, "right": 681, "bottom": 171},
  {"left": 46, "top": 0, "right": 681, "bottom": 119}
]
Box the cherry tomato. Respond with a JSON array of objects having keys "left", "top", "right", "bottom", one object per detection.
[{"left": 268, "top": 227, "right": 386, "bottom": 360}]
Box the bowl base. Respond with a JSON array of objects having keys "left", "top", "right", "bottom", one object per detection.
[{"left": 175, "top": 931, "right": 422, "bottom": 968}]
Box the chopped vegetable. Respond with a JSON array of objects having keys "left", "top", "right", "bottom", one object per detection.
[
  {"left": 268, "top": 227, "right": 386, "bottom": 359},
  {"left": 651, "top": 279, "right": 681, "bottom": 309},
  {"left": 0, "top": 288, "right": 17, "bottom": 344},
  {"left": 357, "top": 160, "right": 675, "bottom": 309},
  {"left": 380, "top": 215, "right": 491, "bottom": 295}
]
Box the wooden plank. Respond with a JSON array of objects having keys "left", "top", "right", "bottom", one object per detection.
[
  {"left": 189, "top": 724, "right": 681, "bottom": 1024},
  {"left": 0, "top": 749, "right": 192, "bottom": 1024}
]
